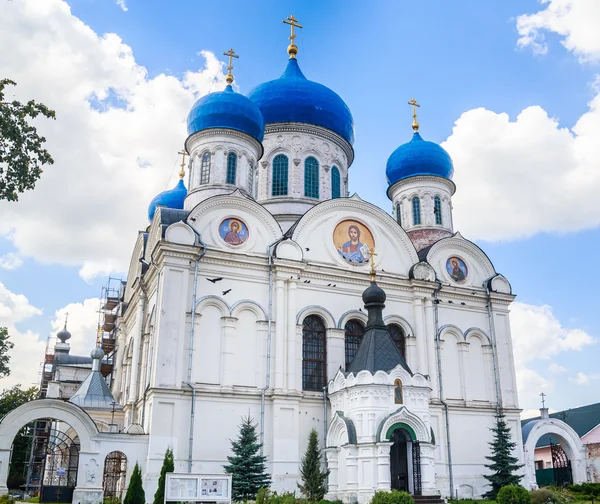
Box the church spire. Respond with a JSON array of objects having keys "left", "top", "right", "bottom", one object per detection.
[
  {"left": 408, "top": 98, "right": 420, "bottom": 132},
  {"left": 223, "top": 48, "right": 239, "bottom": 85},
  {"left": 283, "top": 14, "right": 302, "bottom": 59}
]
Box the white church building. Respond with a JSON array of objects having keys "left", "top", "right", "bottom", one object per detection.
[{"left": 1, "top": 18, "right": 592, "bottom": 504}]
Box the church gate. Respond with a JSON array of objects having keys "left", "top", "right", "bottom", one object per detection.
[
  {"left": 102, "top": 451, "right": 127, "bottom": 501},
  {"left": 551, "top": 442, "right": 573, "bottom": 486},
  {"left": 390, "top": 428, "right": 422, "bottom": 495}
]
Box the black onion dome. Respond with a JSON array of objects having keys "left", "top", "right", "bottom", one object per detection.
[
  {"left": 362, "top": 281, "right": 386, "bottom": 306},
  {"left": 57, "top": 325, "right": 71, "bottom": 342}
]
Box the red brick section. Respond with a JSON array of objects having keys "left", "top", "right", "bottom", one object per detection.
[{"left": 407, "top": 228, "right": 452, "bottom": 252}]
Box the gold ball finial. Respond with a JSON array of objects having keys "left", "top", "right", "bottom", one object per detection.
[{"left": 283, "top": 15, "right": 303, "bottom": 59}]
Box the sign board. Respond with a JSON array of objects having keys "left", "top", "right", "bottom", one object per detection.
[
  {"left": 165, "top": 473, "right": 232, "bottom": 503},
  {"left": 56, "top": 467, "right": 66, "bottom": 477}
]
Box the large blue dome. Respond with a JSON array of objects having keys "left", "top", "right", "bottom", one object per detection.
[
  {"left": 187, "top": 85, "right": 264, "bottom": 142},
  {"left": 386, "top": 132, "right": 454, "bottom": 185},
  {"left": 247, "top": 59, "right": 354, "bottom": 145},
  {"left": 148, "top": 179, "right": 187, "bottom": 221}
]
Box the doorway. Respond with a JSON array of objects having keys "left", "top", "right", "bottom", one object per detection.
[{"left": 390, "top": 429, "right": 410, "bottom": 492}]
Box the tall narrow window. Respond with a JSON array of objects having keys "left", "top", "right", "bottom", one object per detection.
[
  {"left": 248, "top": 160, "right": 254, "bottom": 195},
  {"left": 396, "top": 203, "right": 402, "bottom": 226},
  {"left": 344, "top": 319, "right": 365, "bottom": 369},
  {"left": 412, "top": 196, "right": 421, "bottom": 225},
  {"left": 226, "top": 152, "right": 237, "bottom": 185},
  {"left": 331, "top": 166, "right": 341, "bottom": 199},
  {"left": 200, "top": 152, "right": 211, "bottom": 184},
  {"left": 272, "top": 154, "right": 288, "bottom": 196},
  {"left": 304, "top": 157, "right": 320, "bottom": 198},
  {"left": 434, "top": 195, "right": 443, "bottom": 225},
  {"left": 302, "top": 315, "right": 327, "bottom": 391},
  {"left": 387, "top": 324, "right": 407, "bottom": 360}
]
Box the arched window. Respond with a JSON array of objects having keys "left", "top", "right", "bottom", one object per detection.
[
  {"left": 331, "top": 166, "right": 341, "bottom": 199},
  {"left": 302, "top": 315, "right": 327, "bottom": 391},
  {"left": 200, "top": 152, "right": 211, "bottom": 184},
  {"left": 434, "top": 195, "right": 443, "bottom": 225},
  {"left": 248, "top": 160, "right": 254, "bottom": 195},
  {"left": 394, "top": 379, "right": 403, "bottom": 404},
  {"left": 387, "top": 324, "right": 406, "bottom": 360},
  {"left": 304, "top": 156, "right": 320, "bottom": 198},
  {"left": 412, "top": 196, "right": 421, "bottom": 225},
  {"left": 272, "top": 154, "right": 288, "bottom": 196},
  {"left": 344, "top": 319, "right": 365, "bottom": 369},
  {"left": 226, "top": 152, "right": 237, "bottom": 185},
  {"left": 103, "top": 451, "right": 127, "bottom": 500},
  {"left": 396, "top": 203, "right": 402, "bottom": 226}
]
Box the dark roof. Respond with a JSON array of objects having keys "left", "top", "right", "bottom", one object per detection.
[
  {"left": 53, "top": 354, "right": 93, "bottom": 366},
  {"left": 161, "top": 208, "right": 189, "bottom": 227},
  {"left": 521, "top": 403, "right": 600, "bottom": 447},
  {"left": 417, "top": 244, "right": 434, "bottom": 262}
]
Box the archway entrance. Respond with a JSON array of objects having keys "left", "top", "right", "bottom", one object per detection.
[
  {"left": 103, "top": 451, "right": 127, "bottom": 502},
  {"left": 551, "top": 442, "right": 573, "bottom": 486},
  {"left": 390, "top": 428, "right": 421, "bottom": 495}
]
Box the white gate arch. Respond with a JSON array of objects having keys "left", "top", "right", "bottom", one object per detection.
[{"left": 522, "top": 417, "right": 587, "bottom": 488}]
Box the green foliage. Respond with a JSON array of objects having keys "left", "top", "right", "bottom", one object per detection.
[
  {"left": 370, "top": 490, "right": 414, "bottom": 504},
  {"left": 0, "top": 328, "right": 14, "bottom": 379},
  {"left": 124, "top": 462, "right": 145, "bottom": 504},
  {"left": 318, "top": 500, "right": 343, "bottom": 504},
  {"left": 497, "top": 486, "right": 530, "bottom": 504},
  {"left": 0, "top": 79, "right": 55, "bottom": 201},
  {"left": 153, "top": 447, "right": 174, "bottom": 504},
  {"left": 1, "top": 384, "right": 39, "bottom": 489},
  {"left": 530, "top": 489, "right": 559, "bottom": 504},
  {"left": 298, "top": 429, "right": 329, "bottom": 502},
  {"left": 483, "top": 414, "right": 524, "bottom": 498},
  {"left": 104, "top": 498, "right": 122, "bottom": 504},
  {"left": 568, "top": 483, "right": 600, "bottom": 498},
  {"left": 0, "top": 495, "right": 15, "bottom": 504},
  {"left": 223, "top": 416, "right": 271, "bottom": 501}
]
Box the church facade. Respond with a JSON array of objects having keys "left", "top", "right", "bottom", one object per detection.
[{"left": 0, "top": 19, "right": 532, "bottom": 504}]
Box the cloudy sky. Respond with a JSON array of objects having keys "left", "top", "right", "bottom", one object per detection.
[{"left": 0, "top": 0, "right": 598, "bottom": 417}]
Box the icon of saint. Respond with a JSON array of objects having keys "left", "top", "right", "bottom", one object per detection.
[
  {"left": 223, "top": 220, "right": 246, "bottom": 245},
  {"left": 449, "top": 258, "right": 466, "bottom": 282},
  {"left": 338, "top": 224, "right": 370, "bottom": 263}
]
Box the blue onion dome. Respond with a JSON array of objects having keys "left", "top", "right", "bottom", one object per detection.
[
  {"left": 148, "top": 179, "right": 187, "bottom": 221},
  {"left": 247, "top": 58, "right": 354, "bottom": 145},
  {"left": 386, "top": 132, "right": 454, "bottom": 185},
  {"left": 187, "top": 85, "right": 264, "bottom": 142}
]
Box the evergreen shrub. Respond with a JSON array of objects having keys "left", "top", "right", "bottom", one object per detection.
[
  {"left": 298, "top": 429, "right": 329, "bottom": 502},
  {"left": 153, "top": 447, "right": 174, "bottom": 504},
  {"left": 497, "top": 485, "right": 530, "bottom": 504},
  {"left": 568, "top": 483, "right": 600, "bottom": 498},
  {"left": 370, "top": 490, "right": 414, "bottom": 504},
  {"left": 124, "top": 462, "right": 146, "bottom": 504}
]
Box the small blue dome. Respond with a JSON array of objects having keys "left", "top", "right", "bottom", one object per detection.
[
  {"left": 148, "top": 179, "right": 187, "bottom": 221},
  {"left": 386, "top": 132, "right": 454, "bottom": 185},
  {"left": 187, "top": 85, "right": 264, "bottom": 142},
  {"left": 247, "top": 59, "right": 354, "bottom": 145}
]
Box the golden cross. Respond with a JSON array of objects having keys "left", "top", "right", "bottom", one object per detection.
[
  {"left": 283, "top": 14, "right": 303, "bottom": 58},
  {"left": 178, "top": 150, "right": 187, "bottom": 180},
  {"left": 408, "top": 98, "right": 420, "bottom": 132},
  {"left": 369, "top": 248, "right": 378, "bottom": 282},
  {"left": 223, "top": 48, "right": 239, "bottom": 85}
]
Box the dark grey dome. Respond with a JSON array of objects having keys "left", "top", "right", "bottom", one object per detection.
[
  {"left": 362, "top": 281, "right": 386, "bottom": 306},
  {"left": 57, "top": 325, "right": 71, "bottom": 343}
]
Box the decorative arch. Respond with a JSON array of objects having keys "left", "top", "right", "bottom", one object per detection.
[
  {"left": 438, "top": 324, "right": 464, "bottom": 341},
  {"left": 326, "top": 412, "right": 357, "bottom": 448},
  {"left": 230, "top": 300, "right": 268, "bottom": 320},
  {"left": 296, "top": 305, "right": 336, "bottom": 328},
  {"left": 383, "top": 315, "right": 415, "bottom": 337},
  {"left": 337, "top": 310, "right": 368, "bottom": 329},
  {"left": 377, "top": 406, "right": 430, "bottom": 443},
  {"left": 464, "top": 327, "right": 491, "bottom": 345},
  {"left": 0, "top": 399, "right": 98, "bottom": 452},
  {"left": 193, "top": 295, "right": 231, "bottom": 316}
]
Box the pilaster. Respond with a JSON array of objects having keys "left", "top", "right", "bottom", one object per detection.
[
  {"left": 274, "top": 278, "right": 286, "bottom": 391},
  {"left": 221, "top": 316, "right": 238, "bottom": 387},
  {"left": 286, "top": 280, "right": 297, "bottom": 390}
]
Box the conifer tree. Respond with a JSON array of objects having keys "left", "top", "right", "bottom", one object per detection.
[
  {"left": 223, "top": 416, "right": 271, "bottom": 501},
  {"left": 124, "top": 462, "right": 146, "bottom": 504},
  {"left": 298, "top": 429, "right": 329, "bottom": 502},
  {"left": 483, "top": 412, "right": 523, "bottom": 498},
  {"left": 153, "top": 448, "right": 174, "bottom": 504}
]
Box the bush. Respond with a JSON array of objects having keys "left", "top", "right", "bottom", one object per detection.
[
  {"left": 370, "top": 490, "right": 414, "bottom": 504},
  {"left": 497, "top": 485, "right": 530, "bottom": 504},
  {"left": 531, "top": 489, "right": 559, "bottom": 504},
  {"left": 0, "top": 495, "right": 15, "bottom": 504},
  {"left": 568, "top": 483, "right": 600, "bottom": 498}
]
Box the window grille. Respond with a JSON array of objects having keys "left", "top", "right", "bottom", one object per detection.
[
  {"left": 412, "top": 197, "right": 421, "bottom": 225},
  {"left": 304, "top": 156, "right": 320, "bottom": 198},
  {"left": 302, "top": 315, "right": 327, "bottom": 391},
  {"left": 396, "top": 203, "right": 402, "bottom": 225},
  {"left": 331, "top": 166, "right": 341, "bottom": 199},
  {"left": 200, "top": 152, "right": 211, "bottom": 184},
  {"left": 272, "top": 154, "right": 289, "bottom": 196},
  {"left": 344, "top": 319, "right": 365, "bottom": 369},
  {"left": 226, "top": 152, "right": 237, "bottom": 185},
  {"left": 434, "top": 195, "right": 443, "bottom": 225},
  {"left": 388, "top": 324, "right": 407, "bottom": 359}
]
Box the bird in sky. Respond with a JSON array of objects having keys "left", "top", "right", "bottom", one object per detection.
[
  {"left": 222, "top": 289, "right": 232, "bottom": 295},
  {"left": 206, "top": 277, "right": 223, "bottom": 283}
]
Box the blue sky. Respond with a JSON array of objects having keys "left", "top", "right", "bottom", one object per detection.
[{"left": 0, "top": 0, "right": 598, "bottom": 415}]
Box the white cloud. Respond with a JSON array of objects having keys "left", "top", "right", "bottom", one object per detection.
[
  {"left": 570, "top": 371, "right": 600, "bottom": 385},
  {"left": 51, "top": 298, "right": 101, "bottom": 357},
  {"left": 516, "top": 0, "right": 600, "bottom": 62},
  {"left": 0, "top": 282, "right": 45, "bottom": 389},
  {"left": 0, "top": 0, "right": 227, "bottom": 280},
  {"left": 509, "top": 301, "right": 594, "bottom": 410},
  {"left": 115, "top": 0, "right": 128, "bottom": 12},
  {"left": 0, "top": 253, "right": 23, "bottom": 270},
  {"left": 548, "top": 363, "right": 567, "bottom": 374},
  {"left": 444, "top": 98, "right": 600, "bottom": 240}
]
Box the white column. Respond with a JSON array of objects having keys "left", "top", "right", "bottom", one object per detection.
[
  {"left": 420, "top": 444, "right": 437, "bottom": 495},
  {"left": 345, "top": 446, "right": 358, "bottom": 492},
  {"left": 407, "top": 336, "right": 417, "bottom": 371},
  {"left": 327, "top": 328, "right": 346, "bottom": 379},
  {"left": 130, "top": 292, "right": 145, "bottom": 406},
  {"left": 325, "top": 448, "right": 340, "bottom": 494},
  {"left": 286, "top": 280, "right": 297, "bottom": 390},
  {"left": 424, "top": 299, "right": 438, "bottom": 397},
  {"left": 0, "top": 449, "right": 9, "bottom": 494},
  {"left": 457, "top": 341, "right": 470, "bottom": 402},
  {"left": 221, "top": 316, "right": 238, "bottom": 387},
  {"left": 274, "top": 278, "right": 286, "bottom": 390},
  {"left": 376, "top": 442, "right": 393, "bottom": 490},
  {"left": 412, "top": 298, "right": 427, "bottom": 374}
]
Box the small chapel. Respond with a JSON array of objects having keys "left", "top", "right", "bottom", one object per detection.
[{"left": 6, "top": 15, "right": 587, "bottom": 504}]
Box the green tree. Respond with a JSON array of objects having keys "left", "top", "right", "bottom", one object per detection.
[
  {"left": 153, "top": 447, "right": 174, "bottom": 504},
  {"left": 0, "top": 328, "right": 14, "bottom": 378},
  {"left": 483, "top": 413, "right": 524, "bottom": 499},
  {"left": 124, "top": 462, "right": 145, "bottom": 504},
  {"left": 223, "top": 416, "right": 271, "bottom": 501},
  {"left": 0, "top": 79, "right": 55, "bottom": 202},
  {"left": 297, "top": 429, "right": 329, "bottom": 502},
  {"left": 0, "top": 384, "right": 39, "bottom": 489}
]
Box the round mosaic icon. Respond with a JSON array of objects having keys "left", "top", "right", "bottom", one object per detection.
[
  {"left": 333, "top": 220, "right": 375, "bottom": 264},
  {"left": 219, "top": 218, "right": 249, "bottom": 246},
  {"left": 446, "top": 256, "right": 468, "bottom": 283}
]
